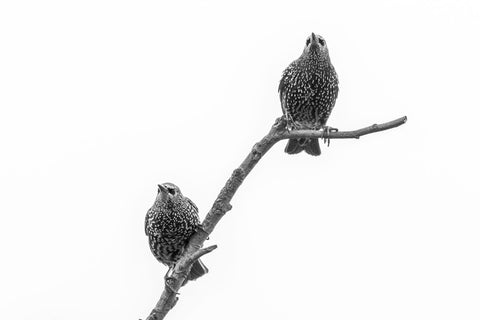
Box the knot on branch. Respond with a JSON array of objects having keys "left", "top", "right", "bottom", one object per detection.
[
  {"left": 222, "top": 203, "right": 233, "bottom": 212},
  {"left": 232, "top": 168, "right": 245, "bottom": 180},
  {"left": 252, "top": 143, "right": 263, "bottom": 160},
  {"left": 212, "top": 200, "right": 232, "bottom": 216},
  {"left": 273, "top": 116, "right": 287, "bottom": 129},
  {"left": 222, "top": 168, "right": 245, "bottom": 196},
  {"left": 271, "top": 116, "right": 288, "bottom": 137}
]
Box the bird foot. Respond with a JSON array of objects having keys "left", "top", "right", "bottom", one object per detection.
[
  {"left": 322, "top": 126, "right": 338, "bottom": 147},
  {"left": 285, "top": 114, "right": 295, "bottom": 132}
]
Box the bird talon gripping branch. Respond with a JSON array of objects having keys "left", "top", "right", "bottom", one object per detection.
[
  {"left": 285, "top": 115, "right": 295, "bottom": 132},
  {"left": 322, "top": 126, "right": 338, "bottom": 146}
]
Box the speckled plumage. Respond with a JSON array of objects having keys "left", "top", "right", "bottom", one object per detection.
[
  {"left": 145, "top": 183, "right": 208, "bottom": 282},
  {"left": 279, "top": 33, "right": 339, "bottom": 156}
]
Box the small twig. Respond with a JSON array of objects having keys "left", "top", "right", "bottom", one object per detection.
[
  {"left": 144, "top": 115, "right": 407, "bottom": 320},
  {"left": 187, "top": 245, "right": 218, "bottom": 264}
]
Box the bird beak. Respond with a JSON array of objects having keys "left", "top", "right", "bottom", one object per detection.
[
  {"left": 310, "top": 32, "right": 319, "bottom": 48},
  {"left": 157, "top": 184, "right": 167, "bottom": 194}
]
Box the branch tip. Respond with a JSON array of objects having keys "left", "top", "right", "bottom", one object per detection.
[{"left": 189, "top": 245, "right": 218, "bottom": 263}]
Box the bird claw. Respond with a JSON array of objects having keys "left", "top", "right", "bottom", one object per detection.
[
  {"left": 285, "top": 114, "right": 295, "bottom": 132},
  {"left": 322, "top": 126, "right": 338, "bottom": 147}
]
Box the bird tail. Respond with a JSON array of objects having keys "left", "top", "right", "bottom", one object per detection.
[
  {"left": 181, "top": 259, "right": 209, "bottom": 286},
  {"left": 285, "top": 138, "right": 321, "bottom": 156}
]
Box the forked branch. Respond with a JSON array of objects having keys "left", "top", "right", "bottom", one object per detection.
[{"left": 144, "top": 115, "right": 407, "bottom": 320}]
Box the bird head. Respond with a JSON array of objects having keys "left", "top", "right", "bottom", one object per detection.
[
  {"left": 156, "top": 182, "right": 182, "bottom": 202},
  {"left": 302, "top": 32, "right": 329, "bottom": 61}
]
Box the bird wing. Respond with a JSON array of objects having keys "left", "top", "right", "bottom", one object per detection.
[
  {"left": 185, "top": 197, "right": 201, "bottom": 222},
  {"left": 278, "top": 68, "right": 289, "bottom": 115},
  {"left": 280, "top": 82, "right": 309, "bottom": 123},
  {"left": 144, "top": 210, "right": 149, "bottom": 235},
  {"left": 279, "top": 83, "right": 288, "bottom": 115},
  {"left": 278, "top": 62, "right": 308, "bottom": 119},
  {"left": 278, "top": 74, "right": 286, "bottom": 95},
  {"left": 145, "top": 208, "right": 157, "bottom": 236},
  {"left": 185, "top": 197, "right": 198, "bottom": 211}
]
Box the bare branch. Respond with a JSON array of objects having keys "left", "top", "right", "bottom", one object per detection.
[{"left": 144, "top": 115, "right": 407, "bottom": 320}]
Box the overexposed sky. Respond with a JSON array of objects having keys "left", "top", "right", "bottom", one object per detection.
[{"left": 1, "top": 0, "right": 480, "bottom": 319}]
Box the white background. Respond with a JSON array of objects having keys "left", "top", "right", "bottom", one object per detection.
[{"left": 1, "top": 0, "right": 479, "bottom": 319}]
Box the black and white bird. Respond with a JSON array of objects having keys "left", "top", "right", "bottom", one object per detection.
[
  {"left": 279, "top": 32, "right": 339, "bottom": 156},
  {"left": 145, "top": 183, "right": 208, "bottom": 283}
]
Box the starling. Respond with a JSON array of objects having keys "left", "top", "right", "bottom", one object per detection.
[
  {"left": 145, "top": 183, "right": 208, "bottom": 283},
  {"left": 279, "top": 32, "right": 339, "bottom": 156}
]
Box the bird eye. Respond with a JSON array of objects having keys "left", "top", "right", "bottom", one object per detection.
[
  {"left": 306, "top": 38, "right": 311, "bottom": 46},
  {"left": 167, "top": 187, "right": 176, "bottom": 195},
  {"left": 319, "top": 38, "right": 325, "bottom": 46}
]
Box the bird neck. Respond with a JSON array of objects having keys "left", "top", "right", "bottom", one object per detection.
[
  {"left": 153, "top": 198, "right": 168, "bottom": 208},
  {"left": 300, "top": 52, "right": 331, "bottom": 68},
  {"left": 153, "top": 196, "right": 181, "bottom": 209}
]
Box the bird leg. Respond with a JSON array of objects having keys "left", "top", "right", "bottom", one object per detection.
[
  {"left": 322, "top": 126, "right": 338, "bottom": 147},
  {"left": 285, "top": 114, "right": 295, "bottom": 132}
]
